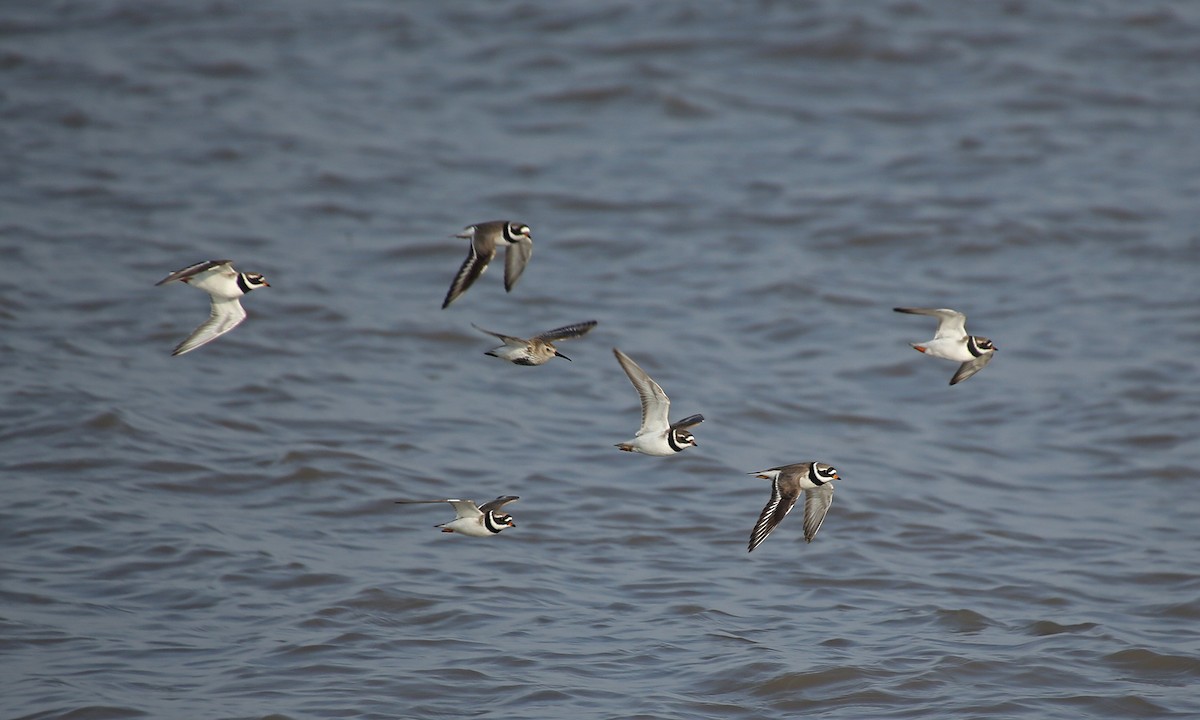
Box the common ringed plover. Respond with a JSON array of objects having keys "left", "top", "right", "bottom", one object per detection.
[
  {"left": 394, "top": 495, "right": 519, "bottom": 537},
  {"left": 612, "top": 348, "right": 703, "bottom": 456},
  {"left": 894, "top": 307, "right": 997, "bottom": 385},
  {"left": 748, "top": 462, "right": 840, "bottom": 552},
  {"left": 442, "top": 221, "right": 533, "bottom": 308},
  {"left": 155, "top": 259, "right": 269, "bottom": 356}
]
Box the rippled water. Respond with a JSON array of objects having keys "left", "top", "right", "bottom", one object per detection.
[{"left": 3, "top": 1, "right": 1200, "bottom": 718}]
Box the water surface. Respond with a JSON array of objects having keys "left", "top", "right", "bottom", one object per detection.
[{"left": 2, "top": 2, "right": 1199, "bottom": 718}]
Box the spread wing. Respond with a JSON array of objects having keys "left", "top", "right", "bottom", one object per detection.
[
  {"left": 156, "top": 259, "right": 232, "bottom": 286},
  {"left": 442, "top": 243, "right": 494, "bottom": 309},
  {"left": 894, "top": 307, "right": 968, "bottom": 339},
  {"left": 613, "top": 348, "right": 671, "bottom": 435},
  {"left": 949, "top": 353, "right": 994, "bottom": 385},
  {"left": 478, "top": 495, "right": 519, "bottom": 514},
  {"left": 670, "top": 413, "right": 704, "bottom": 431},
  {"left": 503, "top": 235, "right": 533, "bottom": 292},
  {"left": 171, "top": 297, "right": 247, "bottom": 356},
  {"left": 471, "top": 324, "right": 526, "bottom": 347},
  {"left": 801, "top": 485, "right": 834, "bottom": 542},
  {"left": 533, "top": 320, "right": 597, "bottom": 343},
  {"left": 748, "top": 475, "right": 802, "bottom": 552}
]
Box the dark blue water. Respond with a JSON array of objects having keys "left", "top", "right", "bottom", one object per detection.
[{"left": 3, "top": 2, "right": 1199, "bottom": 718}]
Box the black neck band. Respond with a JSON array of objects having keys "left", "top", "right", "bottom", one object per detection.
[
  {"left": 236, "top": 274, "right": 252, "bottom": 294},
  {"left": 808, "top": 464, "right": 828, "bottom": 486},
  {"left": 483, "top": 512, "right": 504, "bottom": 534},
  {"left": 667, "top": 431, "right": 683, "bottom": 453}
]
